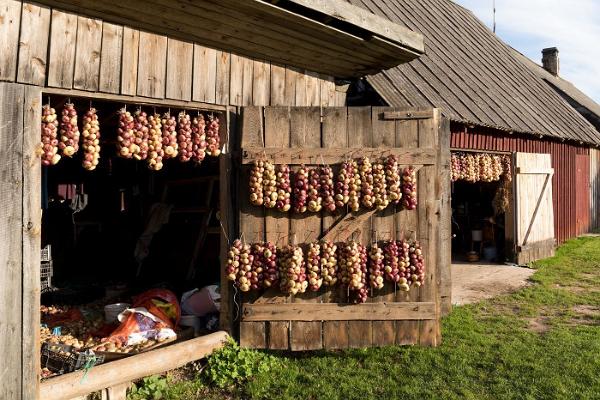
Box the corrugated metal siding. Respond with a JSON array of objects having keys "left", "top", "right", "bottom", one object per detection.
[
  {"left": 451, "top": 122, "right": 590, "bottom": 244},
  {"left": 592, "top": 149, "right": 600, "bottom": 230}
]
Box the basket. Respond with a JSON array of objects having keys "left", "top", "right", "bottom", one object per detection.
[
  {"left": 41, "top": 261, "right": 53, "bottom": 279},
  {"left": 41, "top": 342, "right": 104, "bottom": 375},
  {"left": 41, "top": 245, "right": 52, "bottom": 262}
]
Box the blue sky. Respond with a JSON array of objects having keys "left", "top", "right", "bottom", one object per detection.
[{"left": 454, "top": 0, "right": 600, "bottom": 103}]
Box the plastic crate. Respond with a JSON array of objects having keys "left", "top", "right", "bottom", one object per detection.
[
  {"left": 41, "top": 245, "right": 52, "bottom": 262},
  {"left": 41, "top": 261, "right": 53, "bottom": 279},
  {"left": 41, "top": 342, "right": 104, "bottom": 375},
  {"left": 41, "top": 276, "right": 52, "bottom": 292}
]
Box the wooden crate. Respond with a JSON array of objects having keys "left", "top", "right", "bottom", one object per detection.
[{"left": 234, "top": 106, "right": 450, "bottom": 350}]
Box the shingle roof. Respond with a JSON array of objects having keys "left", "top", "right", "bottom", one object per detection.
[{"left": 348, "top": 0, "right": 600, "bottom": 145}]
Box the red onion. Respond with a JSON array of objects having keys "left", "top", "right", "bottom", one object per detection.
[
  {"left": 161, "top": 113, "right": 178, "bottom": 159},
  {"left": 191, "top": 114, "right": 207, "bottom": 164},
  {"left": 307, "top": 241, "right": 322, "bottom": 291},
  {"left": 206, "top": 115, "right": 221, "bottom": 157},
  {"left": 133, "top": 110, "right": 149, "bottom": 161},
  {"left": 40, "top": 104, "right": 60, "bottom": 166},
  {"left": 401, "top": 166, "right": 418, "bottom": 210},
  {"left": 276, "top": 164, "right": 291, "bottom": 212},
  {"left": 58, "top": 103, "right": 80, "bottom": 157},
  {"left": 177, "top": 112, "right": 193, "bottom": 162},
  {"left": 307, "top": 168, "right": 322, "bottom": 212},
  {"left": 117, "top": 108, "right": 135, "bottom": 159},
  {"left": 293, "top": 166, "right": 309, "bottom": 213}
]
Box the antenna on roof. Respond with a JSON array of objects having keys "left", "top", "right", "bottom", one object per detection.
[{"left": 493, "top": 0, "right": 496, "bottom": 33}]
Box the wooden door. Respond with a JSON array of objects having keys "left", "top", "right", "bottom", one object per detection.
[
  {"left": 514, "top": 153, "right": 555, "bottom": 264},
  {"left": 235, "top": 106, "right": 450, "bottom": 350},
  {"left": 575, "top": 154, "right": 590, "bottom": 235}
]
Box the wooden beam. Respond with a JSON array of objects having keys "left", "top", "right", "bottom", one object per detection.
[
  {"left": 521, "top": 172, "right": 552, "bottom": 246},
  {"left": 320, "top": 208, "right": 377, "bottom": 242},
  {"left": 243, "top": 302, "right": 436, "bottom": 321},
  {"left": 241, "top": 147, "right": 437, "bottom": 165},
  {"left": 382, "top": 110, "right": 433, "bottom": 120},
  {"left": 515, "top": 167, "right": 554, "bottom": 175},
  {"left": 517, "top": 238, "right": 555, "bottom": 252},
  {"left": 39, "top": 332, "right": 229, "bottom": 400}
]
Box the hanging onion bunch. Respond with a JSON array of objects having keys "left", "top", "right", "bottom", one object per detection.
[
  {"left": 463, "top": 153, "right": 477, "bottom": 182},
  {"left": 225, "top": 240, "right": 241, "bottom": 283},
  {"left": 161, "top": 113, "right": 178, "bottom": 159},
  {"left": 249, "top": 161, "right": 265, "bottom": 206},
  {"left": 191, "top": 114, "right": 207, "bottom": 164},
  {"left": 451, "top": 153, "right": 462, "bottom": 182},
  {"left": 348, "top": 160, "right": 362, "bottom": 212},
  {"left": 40, "top": 104, "right": 60, "bottom": 166},
  {"left": 293, "top": 166, "right": 309, "bottom": 213},
  {"left": 276, "top": 164, "right": 292, "bottom": 212},
  {"left": 132, "top": 110, "right": 149, "bottom": 161},
  {"left": 503, "top": 155, "right": 512, "bottom": 182},
  {"left": 261, "top": 241, "right": 278, "bottom": 288},
  {"left": 147, "top": 113, "right": 164, "bottom": 171},
  {"left": 320, "top": 166, "right": 336, "bottom": 212},
  {"left": 408, "top": 240, "right": 425, "bottom": 287},
  {"left": 493, "top": 179, "right": 511, "bottom": 215},
  {"left": 335, "top": 161, "right": 352, "bottom": 208},
  {"left": 81, "top": 107, "right": 100, "bottom": 171},
  {"left": 401, "top": 166, "right": 418, "bottom": 210},
  {"left": 206, "top": 115, "right": 221, "bottom": 156},
  {"left": 117, "top": 108, "right": 136, "bottom": 159},
  {"left": 383, "top": 240, "right": 400, "bottom": 283},
  {"left": 340, "top": 241, "right": 368, "bottom": 303},
  {"left": 397, "top": 239, "right": 411, "bottom": 291},
  {"left": 249, "top": 243, "right": 267, "bottom": 290},
  {"left": 479, "top": 154, "right": 494, "bottom": 182},
  {"left": 320, "top": 240, "right": 338, "bottom": 287},
  {"left": 278, "top": 245, "right": 307, "bottom": 295},
  {"left": 368, "top": 242, "right": 385, "bottom": 290},
  {"left": 263, "top": 161, "right": 277, "bottom": 209},
  {"left": 307, "top": 168, "right": 322, "bottom": 212},
  {"left": 385, "top": 155, "right": 402, "bottom": 205},
  {"left": 359, "top": 157, "right": 374, "bottom": 208},
  {"left": 491, "top": 155, "right": 503, "bottom": 181},
  {"left": 177, "top": 112, "right": 193, "bottom": 162},
  {"left": 373, "top": 162, "right": 388, "bottom": 210},
  {"left": 306, "top": 241, "right": 322, "bottom": 291},
  {"left": 58, "top": 103, "right": 80, "bottom": 157}
]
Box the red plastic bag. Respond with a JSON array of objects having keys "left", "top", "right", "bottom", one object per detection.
[{"left": 132, "top": 288, "right": 181, "bottom": 327}]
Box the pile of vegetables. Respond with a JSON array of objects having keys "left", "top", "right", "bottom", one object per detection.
[{"left": 451, "top": 152, "right": 513, "bottom": 183}]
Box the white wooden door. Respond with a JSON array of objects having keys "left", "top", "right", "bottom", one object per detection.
[{"left": 514, "top": 153, "right": 555, "bottom": 264}]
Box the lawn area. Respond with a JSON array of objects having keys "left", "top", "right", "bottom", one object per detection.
[{"left": 132, "top": 236, "right": 600, "bottom": 400}]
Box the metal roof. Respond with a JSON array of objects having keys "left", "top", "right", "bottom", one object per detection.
[{"left": 350, "top": 0, "right": 600, "bottom": 145}]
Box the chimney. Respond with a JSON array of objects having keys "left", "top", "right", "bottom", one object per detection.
[{"left": 542, "top": 47, "right": 559, "bottom": 76}]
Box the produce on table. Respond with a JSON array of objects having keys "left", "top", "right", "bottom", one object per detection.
[
  {"left": 383, "top": 240, "right": 400, "bottom": 283},
  {"left": 133, "top": 110, "right": 149, "bottom": 161},
  {"left": 147, "top": 113, "right": 164, "bottom": 171},
  {"left": 161, "top": 112, "right": 178, "bottom": 159},
  {"left": 335, "top": 161, "right": 352, "bottom": 208},
  {"left": 206, "top": 115, "right": 221, "bottom": 156},
  {"left": 40, "top": 104, "right": 61, "bottom": 166},
  {"left": 339, "top": 240, "right": 368, "bottom": 303},
  {"left": 320, "top": 240, "right": 338, "bottom": 286},
  {"left": 293, "top": 166, "right": 309, "bottom": 213},
  {"left": 117, "top": 108, "right": 136, "bottom": 158},
  {"left": 320, "top": 166, "right": 336, "bottom": 212},
  {"left": 249, "top": 160, "right": 265, "bottom": 206},
  {"left": 385, "top": 155, "right": 402, "bottom": 205},
  {"left": 81, "top": 107, "right": 101, "bottom": 171},
  {"left": 408, "top": 240, "right": 425, "bottom": 287},
  {"left": 177, "top": 111, "right": 193, "bottom": 162},
  {"left": 307, "top": 168, "right": 322, "bottom": 212},
  {"left": 278, "top": 245, "right": 307, "bottom": 295},
  {"left": 263, "top": 161, "right": 277, "bottom": 209},
  {"left": 306, "top": 241, "right": 322, "bottom": 291},
  {"left": 359, "top": 157, "right": 374, "bottom": 208},
  {"left": 368, "top": 242, "right": 384, "bottom": 290},
  {"left": 276, "top": 164, "right": 292, "bottom": 212},
  {"left": 373, "top": 162, "right": 388, "bottom": 210},
  {"left": 348, "top": 160, "right": 362, "bottom": 212},
  {"left": 58, "top": 103, "right": 80, "bottom": 157},
  {"left": 401, "top": 166, "right": 418, "bottom": 210},
  {"left": 191, "top": 114, "right": 207, "bottom": 164}
]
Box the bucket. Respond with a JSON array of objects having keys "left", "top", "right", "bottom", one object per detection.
[
  {"left": 179, "top": 315, "right": 201, "bottom": 336},
  {"left": 104, "top": 303, "right": 130, "bottom": 324},
  {"left": 471, "top": 230, "right": 483, "bottom": 241},
  {"left": 482, "top": 246, "right": 497, "bottom": 262}
]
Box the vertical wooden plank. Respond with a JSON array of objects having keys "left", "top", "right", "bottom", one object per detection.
[
  {"left": 347, "top": 106, "right": 373, "bottom": 349},
  {"left": 252, "top": 59, "right": 270, "bottom": 106},
  {"left": 98, "top": 22, "right": 123, "bottom": 94},
  {"left": 438, "top": 117, "right": 452, "bottom": 317},
  {"left": 0, "top": 82, "right": 24, "bottom": 400},
  {"left": 320, "top": 76, "right": 336, "bottom": 107},
  {"left": 47, "top": 10, "right": 77, "bottom": 89},
  {"left": 289, "top": 107, "right": 323, "bottom": 351},
  {"left": 241, "top": 56, "right": 253, "bottom": 106},
  {"left": 321, "top": 107, "right": 349, "bottom": 349},
  {"left": 17, "top": 3, "right": 50, "bottom": 86},
  {"left": 270, "top": 64, "right": 286, "bottom": 106},
  {"left": 334, "top": 84, "right": 349, "bottom": 107},
  {"left": 120, "top": 27, "right": 139, "bottom": 96},
  {"left": 137, "top": 31, "right": 167, "bottom": 98},
  {"left": 284, "top": 67, "right": 297, "bottom": 106},
  {"left": 215, "top": 50, "right": 230, "bottom": 105},
  {"left": 229, "top": 54, "right": 244, "bottom": 106},
  {"left": 192, "top": 45, "right": 217, "bottom": 103},
  {"left": 305, "top": 71, "right": 320, "bottom": 107},
  {"left": 22, "top": 85, "right": 41, "bottom": 400},
  {"left": 165, "top": 38, "right": 193, "bottom": 101},
  {"left": 264, "top": 107, "right": 291, "bottom": 350},
  {"left": 238, "top": 106, "right": 266, "bottom": 348},
  {"left": 294, "top": 69, "right": 307, "bottom": 106},
  {"left": 73, "top": 16, "right": 102, "bottom": 91},
  {"left": 395, "top": 113, "right": 420, "bottom": 345},
  {"left": 0, "top": 0, "right": 21, "bottom": 81},
  {"left": 371, "top": 106, "right": 396, "bottom": 347}
]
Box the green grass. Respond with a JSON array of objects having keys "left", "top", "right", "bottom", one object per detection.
[{"left": 138, "top": 236, "right": 600, "bottom": 400}]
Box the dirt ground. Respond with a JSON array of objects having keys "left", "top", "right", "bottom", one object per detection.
[{"left": 452, "top": 262, "right": 535, "bottom": 305}]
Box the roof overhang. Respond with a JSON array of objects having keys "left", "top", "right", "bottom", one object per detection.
[{"left": 36, "top": 0, "right": 424, "bottom": 78}]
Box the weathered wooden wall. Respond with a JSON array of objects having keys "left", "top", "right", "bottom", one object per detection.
[
  {"left": 591, "top": 149, "right": 600, "bottom": 231},
  {"left": 0, "top": 1, "right": 347, "bottom": 107},
  {"left": 0, "top": 82, "right": 41, "bottom": 400},
  {"left": 236, "top": 106, "right": 449, "bottom": 350}
]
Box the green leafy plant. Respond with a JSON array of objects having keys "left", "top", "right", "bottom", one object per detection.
[
  {"left": 128, "top": 375, "right": 169, "bottom": 400},
  {"left": 205, "top": 337, "right": 279, "bottom": 388}
]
